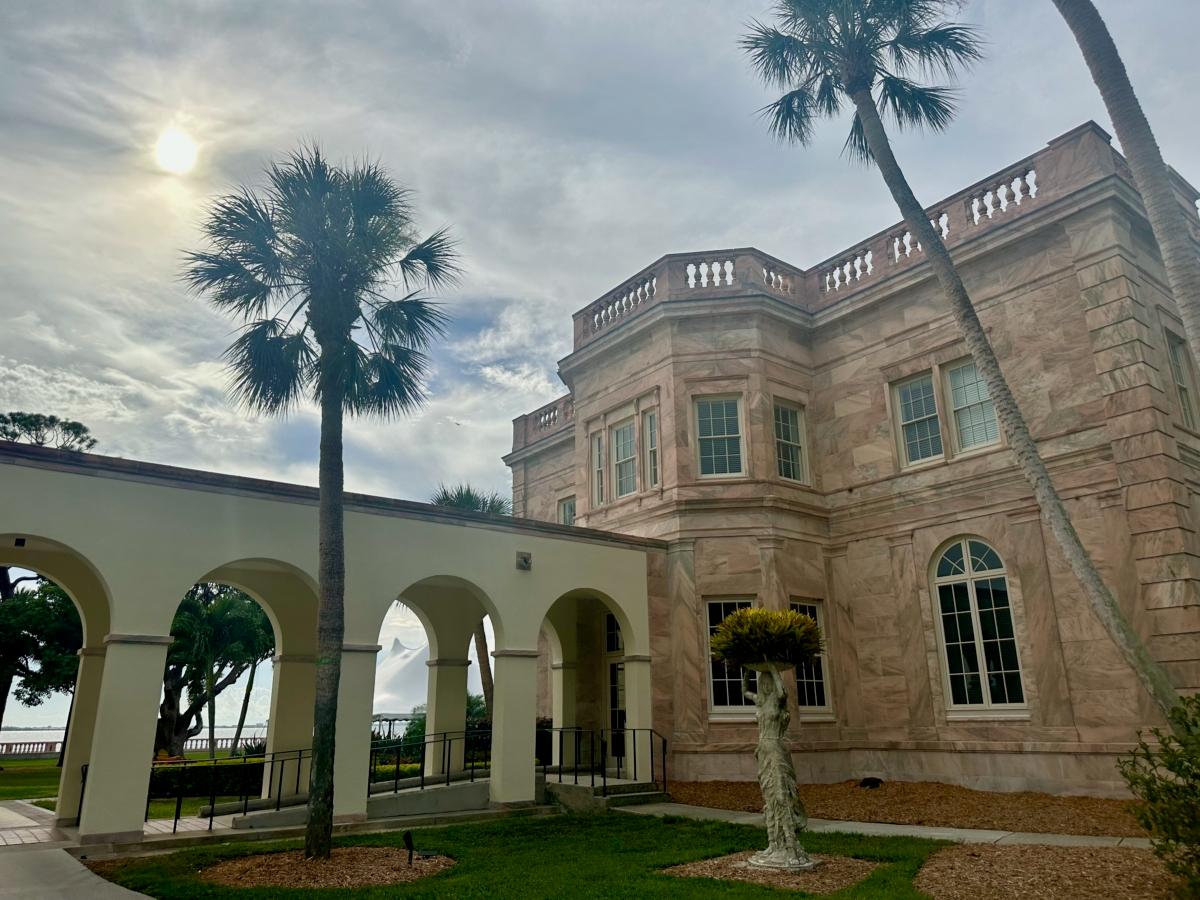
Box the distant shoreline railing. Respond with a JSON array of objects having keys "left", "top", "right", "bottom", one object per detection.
[{"left": 0, "top": 736, "right": 267, "bottom": 758}]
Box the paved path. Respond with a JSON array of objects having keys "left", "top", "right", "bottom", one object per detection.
[
  {"left": 616, "top": 802, "right": 1153, "bottom": 849},
  {"left": 0, "top": 848, "right": 144, "bottom": 898}
]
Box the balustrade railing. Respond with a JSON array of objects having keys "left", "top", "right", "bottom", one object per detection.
[{"left": 536, "top": 725, "right": 667, "bottom": 797}]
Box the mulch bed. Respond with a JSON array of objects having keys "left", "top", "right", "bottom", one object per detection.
[
  {"left": 668, "top": 779, "right": 1146, "bottom": 837},
  {"left": 914, "top": 844, "right": 1177, "bottom": 900},
  {"left": 662, "top": 850, "right": 877, "bottom": 894},
  {"left": 195, "top": 847, "right": 454, "bottom": 889}
]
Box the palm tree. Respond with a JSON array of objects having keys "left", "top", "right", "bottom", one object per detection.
[
  {"left": 1051, "top": 0, "right": 1200, "bottom": 369},
  {"left": 184, "top": 148, "right": 460, "bottom": 858},
  {"left": 428, "top": 482, "right": 511, "bottom": 717},
  {"left": 742, "top": 0, "right": 1178, "bottom": 719}
]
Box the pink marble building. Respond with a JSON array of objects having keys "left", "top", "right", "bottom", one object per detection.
[{"left": 504, "top": 122, "right": 1200, "bottom": 797}]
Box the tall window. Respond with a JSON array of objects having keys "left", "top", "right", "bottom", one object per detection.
[
  {"left": 605, "top": 612, "right": 624, "bottom": 653},
  {"left": 933, "top": 538, "right": 1025, "bottom": 709},
  {"left": 1166, "top": 331, "right": 1198, "bottom": 431},
  {"left": 946, "top": 361, "right": 999, "bottom": 450},
  {"left": 611, "top": 420, "right": 636, "bottom": 497},
  {"left": 558, "top": 496, "right": 576, "bottom": 526},
  {"left": 591, "top": 434, "right": 604, "bottom": 506},
  {"left": 643, "top": 410, "right": 659, "bottom": 488},
  {"left": 707, "top": 599, "right": 755, "bottom": 709},
  {"left": 696, "top": 398, "right": 743, "bottom": 476},
  {"left": 774, "top": 403, "right": 806, "bottom": 482},
  {"left": 895, "top": 373, "right": 943, "bottom": 465},
  {"left": 790, "top": 600, "right": 829, "bottom": 712}
]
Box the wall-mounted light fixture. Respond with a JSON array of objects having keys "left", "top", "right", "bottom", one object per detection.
[{"left": 515, "top": 551, "right": 532, "bottom": 571}]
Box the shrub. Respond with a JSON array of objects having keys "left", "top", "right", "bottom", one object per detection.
[
  {"left": 148, "top": 758, "right": 265, "bottom": 799},
  {"left": 710, "top": 607, "right": 821, "bottom": 668},
  {"left": 1117, "top": 694, "right": 1200, "bottom": 895}
]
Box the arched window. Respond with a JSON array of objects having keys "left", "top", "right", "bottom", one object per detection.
[{"left": 933, "top": 538, "right": 1025, "bottom": 709}]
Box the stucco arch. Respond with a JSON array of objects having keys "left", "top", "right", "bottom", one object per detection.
[
  {"left": 0, "top": 532, "right": 112, "bottom": 646},
  {"left": 387, "top": 574, "right": 503, "bottom": 659},
  {"left": 540, "top": 586, "right": 645, "bottom": 658}
]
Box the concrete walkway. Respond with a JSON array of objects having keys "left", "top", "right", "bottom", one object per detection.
[
  {"left": 616, "top": 802, "right": 1153, "bottom": 849},
  {"left": 0, "top": 848, "right": 144, "bottom": 898}
]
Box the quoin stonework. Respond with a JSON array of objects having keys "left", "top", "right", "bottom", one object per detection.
[{"left": 504, "top": 122, "right": 1200, "bottom": 797}]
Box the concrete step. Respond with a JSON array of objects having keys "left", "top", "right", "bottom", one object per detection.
[{"left": 600, "top": 791, "right": 669, "bottom": 809}]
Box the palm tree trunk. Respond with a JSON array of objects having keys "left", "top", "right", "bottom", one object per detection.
[
  {"left": 473, "top": 622, "right": 493, "bottom": 719},
  {"left": 207, "top": 668, "right": 217, "bottom": 759},
  {"left": 850, "top": 89, "right": 1180, "bottom": 723},
  {"left": 232, "top": 660, "right": 257, "bottom": 753},
  {"left": 305, "top": 376, "right": 346, "bottom": 859},
  {"left": 1052, "top": 0, "right": 1200, "bottom": 368},
  {"left": 0, "top": 667, "right": 12, "bottom": 737}
]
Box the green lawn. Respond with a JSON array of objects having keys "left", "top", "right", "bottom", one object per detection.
[
  {"left": 0, "top": 758, "right": 60, "bottom": 801},
  {"left": 91, "top": 812, "right": 946, "bottom": 899},
  {"left": 32, "top": 795, "right": 241, "bottom": 820}
]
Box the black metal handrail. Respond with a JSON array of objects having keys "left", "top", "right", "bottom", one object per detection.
[
  {"left": 367, "top": 728, "right": 492, "bottom": 795},
  {"left": 535, "top": 726, "right": 667, "bottom": 797}
]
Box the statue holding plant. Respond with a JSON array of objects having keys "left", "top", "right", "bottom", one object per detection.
[{"left": 711, "top": 606, "right": 821, "bottom": 871}]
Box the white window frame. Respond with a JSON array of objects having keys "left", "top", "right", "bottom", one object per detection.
[
  {"left": 557, "top": 495, "right": 576, "bottom": 526},
  {"left": 943, "top": 359, "right": 1000, "bottom": 453},
  {"left": 1165, "top": 329, "right": 1199, "bottom": 432},
  {"left": 789, "top": 599, "right": 832, "bottom": 719},
  {"left": 893, "top": 372, "right": 945, "bottom": 467},
  {"left": 706, "top": 598, "right": 756, "bottom": 716},
  {"left": 591, "top": 433, "right": 604, "bottom": 507},
  {"left": 610, "top": 418, "right": 636, "bottom": 498},
  {"left": 694, "top": 396, "right": 745, "bottom": 478},
  {"left": 773, "top": 402, "right": 808, "bottom": 483},
  {"left": 931, "top": 537, "right": 1027, "bottom": 715},
  {"left": 643, "top": 409, "right": 659, "bottom": 489}
]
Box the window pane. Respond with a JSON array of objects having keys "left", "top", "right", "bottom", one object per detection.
[
  {"left": 948, "top": 362, "right": 999, "bottom": 449},
  {"left": 697, "top": 400, "right": 742, "bottom": 475},
  {"left": 790, "top": 601, "right": 826, "bottom": 709},
  {"left": 775, "top": 404, "right": 806, "bottom": 481},
  {"left": 708, "top": 599, "right": 755, "bottom": 706},
  {"left": 937, "top": 542, "right": 966, "bottom": 578},
  {"left": 558, "top": 496, "right": 576, "bottom": 526},
  {"left": 969, "top": 541, "right": 1003, "bottom": 574}
]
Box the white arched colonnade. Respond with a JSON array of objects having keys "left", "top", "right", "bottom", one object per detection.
[{"left": 0, "top": 442, "right": 661, "bottom": 844}]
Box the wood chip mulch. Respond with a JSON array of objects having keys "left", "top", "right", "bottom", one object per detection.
[
  {"left": 196, "top": 847, "right": 455, "bottom": 889},
  {"left": 667, "top": 779, "right": 1147, "bottom": 837},
  {"left": 662, "top": 850, "right": 878, "bottom": 894},
  {"left": 914, "top": 844, "right": 1178, "bottom": 900}
]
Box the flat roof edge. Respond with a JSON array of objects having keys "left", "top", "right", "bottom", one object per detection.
[{"left": 0, "top": 442, "right": 667, "bottom": 552}]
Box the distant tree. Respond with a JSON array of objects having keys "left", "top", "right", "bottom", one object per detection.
[
  {"left": 0, "top": 412, "right": 97, "bottom": 451},
  {"left": 184, "top": 147, "right": 459, "bottom": 857},
  {"left": 429, "top": 483, "right": 510, "bottom": 718},
  {"left": 0, "top": 580, "right": 82, "bottom": 736},
  {"left": 712, "top": 607, "right": 821, "bottom": 870},
  {"left": 230, "top": 603, "right": 275, "bottom": 753},
  {"left": 399, "top": 693, "right": 487, "bottom": 748},
  {"left": 742, "top": 0, "right": 1178, "bottom": 722},
  {"left": 153, "top": 584, "right": 274, "bottom": 758},
  {"left": 1051, "top": 0, "right": 1200, "bottom": 374}
]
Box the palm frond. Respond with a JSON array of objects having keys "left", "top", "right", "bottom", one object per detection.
[
  {"left": 368, "top": 294, "right": 450, "bottom": 349},
  {"left": 889, "top": 22, "right": 982, "bottom": 78},
  {"left": 842, "top": 111, "right": 873, "bottom": 163},
  {"left": 346, "top": 343, "right": 431, "bottom": 418},
  {"left": 876, "top": 74, "right": 957, "bottom": 131},
  {"left": 223, "top": 319, "right": 316, "bottom": 414},
  {"left": 398, "top": 227, "right": 462, "bottom": 291},
  {"left": 760, "top": 88, "right": 819, "bottom": 145},
  {"left": 741, "top": 20, "right": 811, "bottom": 89},
  {"left": 430, "top": 483, "right": 512, "bottom": 515}
]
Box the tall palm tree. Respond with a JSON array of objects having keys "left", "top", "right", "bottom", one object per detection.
[
  {"left": 742, "top": 0, "right": 1178, "bottom": 719},
  {"left": 185, "top": 148, "right": 460, "bottom": 858},
  {"left": 428, "top": 482, "right": 512, "bottom": 718},
  {"left": 1051, "top": 0, "right": 1200, "bottom": 368}
]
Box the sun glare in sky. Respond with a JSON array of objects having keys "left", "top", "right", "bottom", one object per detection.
[{"left": 154, "top": 127, "right": 198, "bottom": 175}]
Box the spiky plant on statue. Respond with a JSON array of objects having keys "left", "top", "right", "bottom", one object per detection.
[{"left": 711, "top": 607, "right": 821, "bottom": 871}]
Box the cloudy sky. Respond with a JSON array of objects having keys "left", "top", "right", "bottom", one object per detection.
[{"left": 3, "top": 0, "right": 1199, "bottom": 727}]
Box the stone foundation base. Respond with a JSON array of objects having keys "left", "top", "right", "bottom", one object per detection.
[{"left": 671, "top": 747, "right": 1132, "bottom": 798}]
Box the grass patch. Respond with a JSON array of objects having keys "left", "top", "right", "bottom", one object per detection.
[
  {"left": 91, "top": 812, "right": 945, "bottom": 898},
  {"left": 0, "top": 758, "right": 60, "bottom": 801}
]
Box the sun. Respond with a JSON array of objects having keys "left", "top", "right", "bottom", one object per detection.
[{"left": 154, "top": 127, "right": 198, "bottom": 175}]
